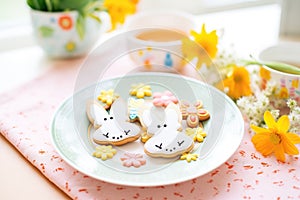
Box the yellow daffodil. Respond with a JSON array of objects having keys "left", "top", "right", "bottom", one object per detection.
[
  {"left": 182, "top": 24, "right": 218, "bottom": 69},
  {"left": 104, "top": 0, "right": 138, "bottom": 30},
  {"left": 191, "top": 24, "right": 218, "bottom": 59},
  {"left": 251, "top": 111, "right": 300, "bottom": 162},
  {"left": 221, "top": 65, "right": 252, "bottom": 99}
]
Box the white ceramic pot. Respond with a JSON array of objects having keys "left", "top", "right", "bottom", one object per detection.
[{"left": 30, "top": 9, "right": 107, "bottom": 58}]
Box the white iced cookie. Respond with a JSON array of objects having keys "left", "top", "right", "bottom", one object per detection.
[
  {"left": 86, "top": 98, "right": 141, "bottom": 146},
  {"left": 143, "top": 103, "right": 194, "bottom": 158}
]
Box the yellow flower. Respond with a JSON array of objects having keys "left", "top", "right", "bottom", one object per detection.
[
  {"left": 185, "top": 127, "right": 207, "bottom": 142},
  {"left": 180, "top": 153, "right": 198, "bottom": 162},
  {"left": 97, "top": 89, "right": 119, "bottom": 109},
  {"left": 104, "top": 0, "right": 138, "bottom": 30},
  {"left": 194, "top": 128, "right": 207, "bottom": 143},
  {"left": 93, "top": 145, "right": 117, "bottom": 160},
  {"left": 221, "top": 65, "right": 252, "bottom": 99},
  {"left": 191, "top": 24, "right": 218, "bottom": 59},
  {"left": 251, "top": 111, "right": 300, "bottom": 162},
  {"left": 182, "top": 24, "right": 218, "bottom": 69},
  {"left": 279, "top": 87, "right": 289, "bottom": 99},
  {"left": 141, "top": 132, "right": 151, "bottom": 143},
  {"left": 259, "top": 66, "right": 271, "bottom": 80},
  {"left": 129, "top": 83, "right": 152, "bottom": 98}
]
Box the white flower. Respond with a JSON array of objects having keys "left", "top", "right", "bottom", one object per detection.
[
  {"left": 293, "top": 107, "right": 300, "bottom": 114},
  {"left": 270, "top": 109, "right": 280, "bottom": 120},
  {"left": 287, "top": 99, "right": 297, "bottom": 109}
]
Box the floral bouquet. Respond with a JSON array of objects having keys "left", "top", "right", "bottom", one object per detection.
[{"left": 183, "top": 24, "right": 300, "bottom": 162}]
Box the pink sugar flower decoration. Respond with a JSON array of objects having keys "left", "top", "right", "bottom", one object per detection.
[
  {"left": 152, "top": 91, "right": 178, "bottom": 107},
  {"left": 120, "top": 153, "right": 146, "bottom": 168}
]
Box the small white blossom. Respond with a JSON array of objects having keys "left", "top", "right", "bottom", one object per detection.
[
  {"left": 237, "top": 80, "right": 300, "bottom": 132},
  {"left": 270, "top": 110, "right": 280, "bottom": 120},
  {"left": 287, "top": 99, "right": 297, "bottom": 109}
]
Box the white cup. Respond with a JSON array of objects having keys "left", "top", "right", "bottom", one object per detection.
[
  {"left": 124, "top": 11, "right": 195, "bottom": 71},
  {"left": 259, "top": 43, "right": 300, "bottom": 102}
]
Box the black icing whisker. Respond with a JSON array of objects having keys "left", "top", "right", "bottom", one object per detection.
[
  {"left": 103, "top": 132, "right": 109, "bottom": 138},
  {"left": 155, "top": 143, "right": 162, "bottom": 149},
  {"left": 124, "top": 130, "right": 130, "bottom": 135},
  {"left": 177, "top": 140, "right": 184, "bottom": 146}
]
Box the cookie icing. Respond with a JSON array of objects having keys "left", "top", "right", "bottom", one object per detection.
[
  {"left": 120, "top": 153, "right": 146, "bottom": 168},
  {"left": 181, "top": 100, "right": 210, "bottom": 128},
  {"left": 129, "top": 83, "right": 152, "bottom": 99},
  {"left": 97, "top": 89, "right": 119, "bottom": 109},
  {"left": 143, "top": 103, "right": 194, "bottom": 158},
  {"left": 86, "top": 98, "right": 141, "bottom": 146},
  {"left": 127, "top": 98, "right": 145, "bottom": 121},
  {"left": 152, "top": 91, "right": 178, "bottom": 107}
]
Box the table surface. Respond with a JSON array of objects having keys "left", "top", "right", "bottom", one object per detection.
[{"left": 0, "top": 4, "right": 289, "bottom": 199}]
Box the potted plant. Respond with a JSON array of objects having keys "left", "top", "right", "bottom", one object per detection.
[{"left": 27, "top": 0, "right": 139, "bottom": 58}]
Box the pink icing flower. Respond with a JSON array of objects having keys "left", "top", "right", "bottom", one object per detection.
[
  {"left": 152, "top": 91, "right": 178, "bottom": 107},
  {"left": 120, "top": 153, "right": 146, "bottom": 168}
]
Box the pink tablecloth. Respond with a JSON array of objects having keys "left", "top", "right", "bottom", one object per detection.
[{"left": 1, "top": 61, "right": 300, "bottom": 200}]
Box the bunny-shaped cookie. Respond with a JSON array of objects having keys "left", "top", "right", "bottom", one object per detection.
[
  {"left": 86, "top": 98, "right": 141, "bottom": 146},
  {"left": 140, "top": 103, "right": 194, "bottom": 158}
]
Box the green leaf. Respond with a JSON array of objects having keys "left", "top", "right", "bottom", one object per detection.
[
  {"left": 27, "top": 0, "right": 47, "bottom": 11},
  {"left": 84, "top": 1, "right": 105, "bottom": 13},
  {"left": 38, "top": 26, "right": 54, "bottom": 37},
  {"left": 45, "top": 0, "right": 53, "bottom": 11},
  {"left": 87, "top": 13, "right": 102, "bottom": 23},
  {"left": 58, "top": 0, "right": 93, "bottom": 11},
  {"left": 76, "top": 14, "right": 86, "bottom": 40}
]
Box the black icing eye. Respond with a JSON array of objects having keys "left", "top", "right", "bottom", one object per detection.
[
  {"left": 163, "top": 124, "right": 167, "bottom": 127},
  {"left": 157, "top": 125, "right": 161, "bottom": 128},
  {"left": 104, "top": 118, "right": 107, "bottom": 121},
  {"left": 110, "top": 116, "right": 113, "bottom": 120}
]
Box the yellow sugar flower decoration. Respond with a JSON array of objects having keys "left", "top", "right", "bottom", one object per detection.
[
  {"left": 191, "top": 24, "right": 218, "bottom": 59},
  {"left": 129, "top": 83, "right": 152, "bottom": 98},
  {"left": 97, "top": 89, "right": 119, "bottom": 109},
  {"left": 185, "top": 127, "right": 197, "bottom": 137},
  {"left": 194, "top": 128, "right": 207, "bottom": 143},
  {"left": 221, "top": 65, "right": 252, "bottom": 100},
  {"left": 251, "top": 111, "right": 300, "bottom": 162},
  {"left": 182, "top": 24, "right": 218, "bottom": 69},
  {"left": 93, "top": 145, "right": 117, "bottom": 160},
  {"left": 104, "top": 0, "right": 138, "bottom": 30},
  {"left": 185, "top": 127, "right": 207, "bottom": 142},
  {"left": 180, "top": 153, "right": 198, "bottom": 162}
]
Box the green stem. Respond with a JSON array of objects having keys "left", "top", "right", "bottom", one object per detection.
[{"left": 243, "top": 60, "right": 300, "bottom": 75}]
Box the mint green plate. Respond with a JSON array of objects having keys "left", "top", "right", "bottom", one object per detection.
[{"left": 51, "top": 73, "right": 244, "bottom": 186}]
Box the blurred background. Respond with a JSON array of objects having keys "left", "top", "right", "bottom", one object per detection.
[{"left": 0, "top": 0, "right": 299, "bottom": 52}]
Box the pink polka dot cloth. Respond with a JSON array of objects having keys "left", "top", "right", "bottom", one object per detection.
[{"left": 0, "top": 64, "right": 299, "bottom": 200}]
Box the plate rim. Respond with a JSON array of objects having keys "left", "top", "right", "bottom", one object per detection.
[{"left": 50, "top": 72, "right": 245, "bottom": 186}]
